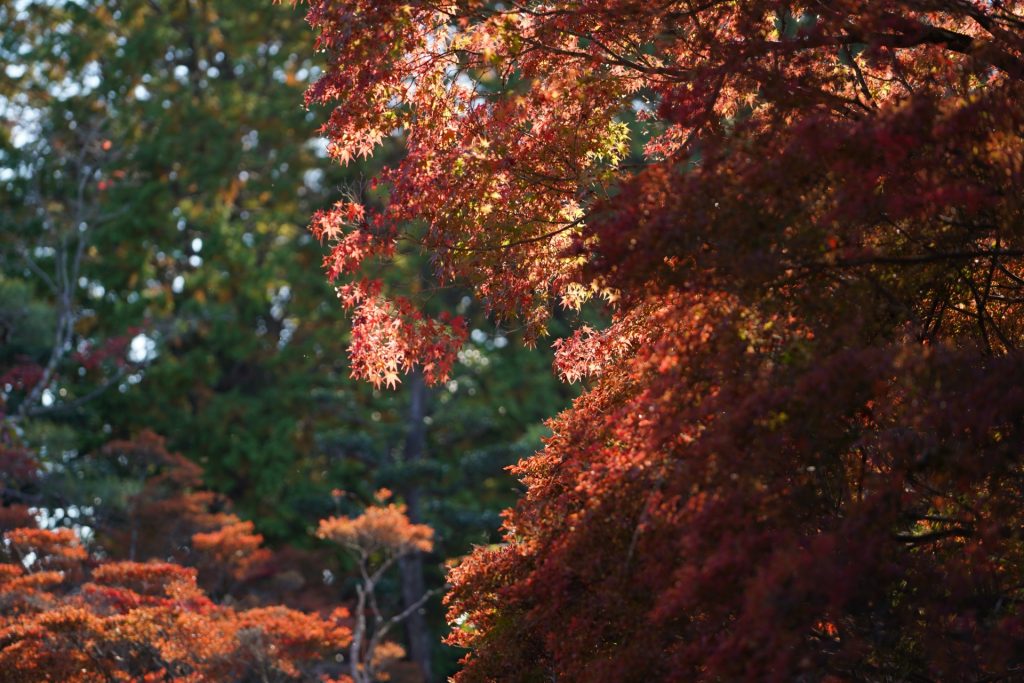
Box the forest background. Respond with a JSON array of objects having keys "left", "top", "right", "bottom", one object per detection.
[{"left": 0, "top": 1, "right": 576, "bottom": 680}]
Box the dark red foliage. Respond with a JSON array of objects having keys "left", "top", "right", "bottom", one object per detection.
[{"left": 301, "top": 1, "right": 1024, "bottom": 680}]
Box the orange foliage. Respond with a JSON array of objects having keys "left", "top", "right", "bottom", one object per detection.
[
  {"left": 192, "top": 520, "right": 272, "bottom": 582},
  {"left": 0, "top": 528, "right": 351, "bottom": 682},
  {"left": 318, "top": 503, "right": 433, "bottom": 558},
  {"left": 318, "top": 502, "right": 434, "bottom": 683},
  {"left": 96, "top": 432, "right": 242, "bottom": 565},
  {"left": 5, "top": 528, "right": 88, "bottom": 571}
]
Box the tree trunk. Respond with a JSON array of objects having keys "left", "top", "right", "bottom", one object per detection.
[{"left": 399, "top": 371, "right": 433, "bottom": 683}]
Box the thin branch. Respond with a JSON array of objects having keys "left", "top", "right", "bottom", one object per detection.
[{"left": 440, "top": 218, "right": 583, "bottom": 254}]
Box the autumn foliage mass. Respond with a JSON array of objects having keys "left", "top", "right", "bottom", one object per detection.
[{"left": 301, "top": 0, "right": 1024, "bottom": 680}]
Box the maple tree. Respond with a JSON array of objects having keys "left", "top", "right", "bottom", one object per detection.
[
  {"left": 302, "top": 0, "right": 1024, "bottom": 680},
  {"left": 84, "top": 432, "right": 282, "bottom": 600},
  {"left": 318, "top": 489, "right": 436, "bottom": 683}
]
